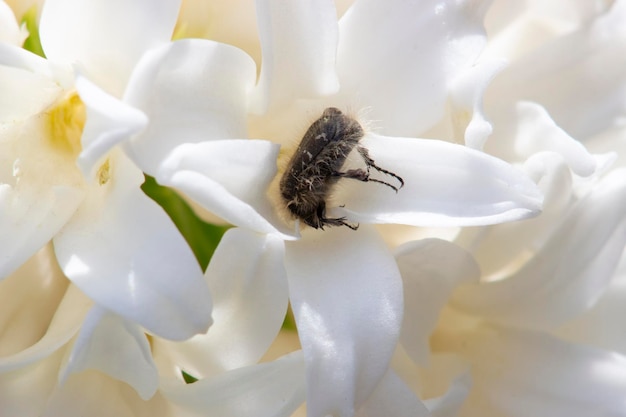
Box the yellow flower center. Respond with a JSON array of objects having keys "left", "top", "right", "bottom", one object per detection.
[
  {"left": 45, "top": 91, "right": 112, "bottom": 186},
  {"left": 46, "top": 91, "right": 85, "bottom": 157}
]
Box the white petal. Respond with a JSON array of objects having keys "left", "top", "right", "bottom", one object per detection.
[
  {"left": 39, "top": 0, "right": 181, "bottom": 94},
  {"left": 45, "top": 370, "right": 171, "bottom": 417},
  {"left": 251, "top": 0, "right": 339, "bottom": 113},
  {"left": 285, "top": 225, "right": 403, "bottom": 417},
  {"left": 60, "top": 307, "right": 158, "bottom": 400},
  {"left": 155, "top": 228, "right": 288, "bottom": 376},
  {"left": 334, "top": 134, "right": 543, "bottom": 227},
  {"left": 0, "top": 2, "right": 25, "bottom": 45},
  {"left": 0, "top": 249, "right": 91, "bottom": 371},
  {"left": 454, "top": 151, "right": 574, "bottom": 277},
  {"left": 0, "top": 183, "right": 82, "bottom": 279},
  {"left": 396, "top": 239, "right": 480, "bottom": 365},
  {"left": 486, "top": 0, "right": 626, "bottom": 141},
  {"left": 337, "top": 0, "right": 491, "bottom": 136},
  {"left": 514, "top": 102, "right": 598, "bottom": 176},
  {"left": 54, "top": 152, "right": 211, "bottom": 340},
  {"left": 158, "top": 140, "right": 296, "bottom": 238},
  {"left": 487, "top": 101, "right": 598, "bottom": 176},
  {"left": 123, "top": 39, "right": 257, "bottom": 175},
  {"left": 556, "top": 252, "right": 626, "bottom": 354},
  {"left": 424, "top": 371, "right": 472, "bottom": 417},
  {"left": 0, "top": 350, "right": 64, "bottom": 417},
  {"left": 452, "top": 168, "right": 626, "bottom": 330},
  {"left": 76, "top": 75, "right": 148, "bottom": 179},
  {"left": 449, "top": 58, "right": 506, "bottom": 149},
  {"left": 462, "top": 326, "right": 626, "bottom": 417},
  {"left": 161, "top": 351, "right": 306, "bottom": 417},
  {"left": 0, "top": 60, "right": 60, "bottom": 120},
  {"left": 356, "top": 370, "right": 431, "bottom": 417}
]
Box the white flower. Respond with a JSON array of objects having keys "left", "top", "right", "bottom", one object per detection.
[
  {"left": 390, "top": 1, "right": 626, "bottom": 415},
  {"left": 0, "top": 244, "right": 306, "bottom": 416},
  {"left": 80, "top": 1, "right": 544, "bottom": 415},
  {"left": 0, "top": 0, "right": 27, "bottom": 45},
  {"left": 0, "top": 0, "right": 213, "bottom": 407}
]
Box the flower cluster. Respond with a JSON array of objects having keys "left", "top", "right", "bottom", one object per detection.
[{"left": 1, "top": 0, "right": 625, "bottom": 416}]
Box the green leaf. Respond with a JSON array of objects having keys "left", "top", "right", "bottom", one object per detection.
[
  {"left": 181, "top": 370, "right": 198, "bottom": 384},
  {"left": 141, "top": 175, "right": 229, "bottom": 271},
  {"left": 21, "top": 6, "right": 45, "bottom": 58}
]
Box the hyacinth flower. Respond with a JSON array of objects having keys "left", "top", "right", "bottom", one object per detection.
[
  {"left": 388, "top": 2, "right": 626, "bottom": 416},
  {"left": 71, "top": 1, "right": 548, "bottom": 416},
  {"left": 0, "top": 0, "right": 215, "bottom": 409}
]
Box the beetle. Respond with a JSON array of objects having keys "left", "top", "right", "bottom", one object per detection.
[{"left": 279, "top": 107, "right": 404, "bottom": 230}]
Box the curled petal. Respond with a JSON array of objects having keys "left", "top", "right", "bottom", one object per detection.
[
  {"left": 155, "top": 228, "right": 288, "bottom": 376},
  {"left": 424, "top": 371, "right": 472, "bottom": 417},
  {"left": 462, "top": 326, "right": 626, "bottom": 417},
  {"left": 449, "top": 58, "right": 506, "bottom": 149},
  {"left": 76, "top": 75, "right": 148, "bottom": 180},
  {"left": 44, "top": 370, "right": 170, "bottom": 417},
  {"left": 40, "top": 0, "right": 181, "bottom": 94},
  {"left": 556, "top": 253, "right": 626, "bottom": 353},
  {"left": 157, "top": 140, "right": 295, "bottom": 239},
  {"left": 251, "top": 0, "right": 339, "bottom": 113},
  {"left": 0, "top": 2, "right": 26, "bottom": 45},
  {"left": 161, "top": 351, "right": 306, "bottom": 417},
  {"left": 356, "top": 370, "right": 431, "bottom": 417},
  {"left": 487, "top": 1, "right": 626, "bottom": 141},
  {"left": 396, "top": 239, "right": 480, "bottom": 365},
  {"left": 285, "top": 225, "right": 403, "bottom": 417},
  {"left": 0, "top": 350, "right": 64, "bottom": 417},
  {"left": 0, "top": 184, "right": 82, "bottom": 279},
  {"left": 336, "top": 134, "right": 543, "bottom": 227},
  {"left": 54, "top": 152, "right": 211, "bottom": 341},
  {"left": 452, "top": 168, "right": 626, "bottom": 330},
  {"left": 60, "top": 307, "right": 158, "bottom": 400},
  {"left": 455, "top": 151, "right": 574, "bottom": 277},
  {"left": 0, "top": 251, "right": 90, "bottom": 372},
  {"left": 338, "top": 0, "right": 491, "bottom": 136},
  {"left": 124, "top": 39, "right": 257, "bottom": 175}
]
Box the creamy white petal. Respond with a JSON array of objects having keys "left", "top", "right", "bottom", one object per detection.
[
  {"left": 0, "top": 184, "right": 82, "bottom": 279},
  {"left": 154, "top": 228, "right": 288, "bottom": 376},
  {"left": 425, "top": 371, "right": 472, "bottom": 417},
  {"left": 44, "top": 370, "right": 172, "bottom": 417},
  {"left": 486, "top": 0, "right": 626, "bottom": 141},
  {"left": 0, "top": 350, "right": 65, "bottom": 417},
  {"left": 452, "top": 168, "right": 626, "bottom": 330},
  {"left": 123, "top": 39, "right": 256, "bottom": 175},
  {"left": 39, "top": 0, "right": 181, "bottom": 95},
  {"left": 161, "top": 351, "right": 306, "bottom": 417},
  {"left": 0, "top": 245, "right": 67, "bottom": 356},
  {"left": 486, "top": 100, "right": 598, "bottom": 176},
  {"left": 251, "top": 0, "right": 339, "bottom": 113},
  {"left": 395, "top": 239, "right": 480, "bottom": 365},
  {"left": 285, "top": 225, "right": 403, "bottom": 417},
  {"left": 76, "top": 75, "right": 148, "bottom": 180},
  {"left": 449, "top": 58, "right": 506, "bottom": 149},
  {"left": 338, "top": 0, "right": 491, "bottom": 136},
  {"left": 0, "top": 1, "right": 25, "bottom": 45},
  {"left": 0, "top": 61, "right": 59, "bottom": 120},
  {"left": 60, "top": 307, "right": 158, "bottom": 400},
  {"left": 157, "top": 140, "right": 296, "bottom": 238},
  {"left": 454, "top": 151, "right": 574, "bottom": 277},
  {"left": 556, "top": 251, "right": 626, "bottom": 355},
  {"left": 334, "top": 134, "right": 543, "bottom": 227},
  {"left": 355, "top": 370, "right": 431, "bottom": 417},
  {"left": 461, "top": 326, "right": 626, "bottom": 417},
  {"left": 513, "top": 102, "right": 597, "bottom": 176},
  {"left": 0, "top": 250, "right": 90, "bottom": 372},
  {"left": 54, "top": 152, "right": 211, "bottom": 341}
]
